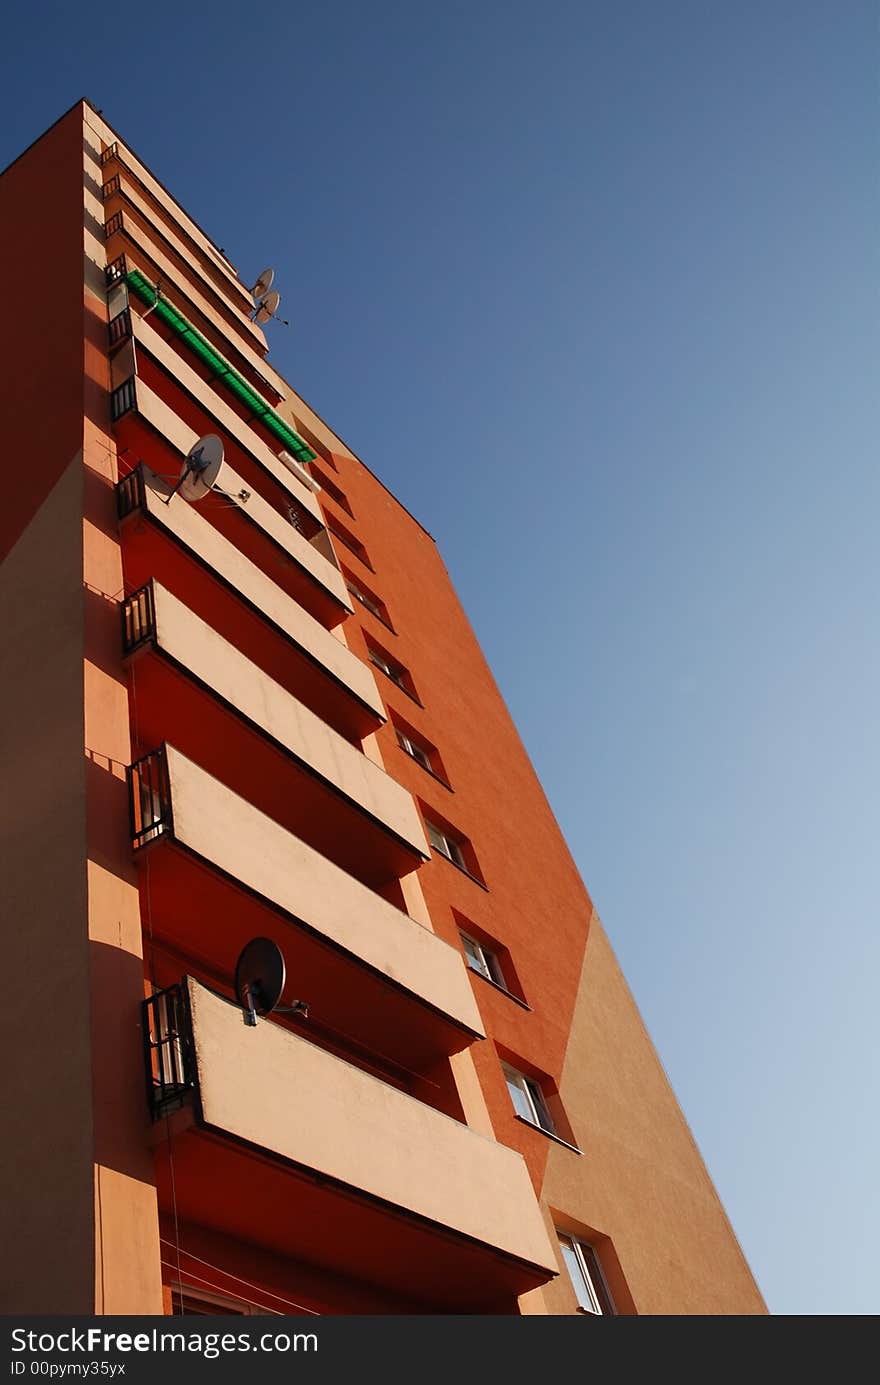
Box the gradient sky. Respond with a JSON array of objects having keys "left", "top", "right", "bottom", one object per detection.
[{"left": 3, "top": 2, "right": 877, "bottom": 1315}]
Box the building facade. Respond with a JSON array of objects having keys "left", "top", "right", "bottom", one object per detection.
[{"left": 0, "top": 101, "right": 766, "bottom": 1316}]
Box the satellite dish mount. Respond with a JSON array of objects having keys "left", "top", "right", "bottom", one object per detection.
[
  {"left": 234, "top": 937, "right": 309, "bottom": 1028},
  {"left": 250, "top": 267, "right": 275, "bottom": 301},
  {"left": 252, "top": 289, "right": 281, "bottom": 325},
  {"left": 163, "top": 434, "right": 225, "bottom": 506}
]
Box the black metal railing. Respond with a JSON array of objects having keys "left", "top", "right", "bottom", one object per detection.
[
  {"left": 104, "top": 210, "right": 124, "bottom": 240},
  {"left": 110, "top": 376, "right": 136, "bottom": 421},
  {"left": 143, "top": 985, "right": 193, "bottom": 1119},
  {"left": 108, "top": 308, "right": 132, "bottom": 349},
  {"left": 102, "top": 173, "right": 121, "bottom": 200},
  {"left": 101, "top": 141, "right": 118, "bottom": 167},
  {"left": 116, "top": 465, "right": 145, "bottom": 520},
  {"left": 121, "top": 582, "right": 156, "bottom": 657},
  {"left": 127, "top": 746, "right": 173, "bottom": 850},
  {"left": 105, "top": 253, "right": 128, "bottom": 287}
]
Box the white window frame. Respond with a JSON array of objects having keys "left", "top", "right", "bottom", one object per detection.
[
  {"left": 460, "top": 931, "right": 506, "bottom": 988},
  {"left": 425, "top": 819, "right": 466, "bottom": 869},
  {"left": 368, "top": 646, "right": 406, "bottom": 689},
  {"left": 557, "top": 1235, "right": 615, "bottom": 1315},
  {"left": 346, "top": 579, "right": 383, "bottom": 620},
  {"left": 169, "top": 1283, "right": 259, "bottom": 1316},
  {"left": 396, "top": 728, "right": 432, "bottom": 771},
  {"left": 502, "top": 1063, "right": 555, "bottom": 1134}
]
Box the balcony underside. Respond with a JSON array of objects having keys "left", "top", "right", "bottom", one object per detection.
[
  {"left": 154, "top": 1126, "right": 550, "bottom": 1312},
  {"left": 148, "top": 979, "right": 555, "bottom": 1311},
  {"left": 139, "top": 839, "right": 480, "bottom": 1068}
]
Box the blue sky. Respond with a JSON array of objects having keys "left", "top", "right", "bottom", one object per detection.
[{"left": 3, "top": 2, "right": 877, "bottom": 1314}]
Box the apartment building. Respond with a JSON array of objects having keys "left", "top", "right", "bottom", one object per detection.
[{"left": 0, "top": 100, "right": 766, "bottom": 1315}]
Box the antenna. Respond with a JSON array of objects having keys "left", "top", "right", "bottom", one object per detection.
[
  {"left": 163, "top": 435, "right": 225, "bottom": 505},
  {"left": 233, "top": 937, "right": 308, "bottom": 1028},
  {"left": 250, "top": 267, "right": 275, "bottom": 300},
  {"left": 253, "top": 289, "right": 281, "bottom": 325}
]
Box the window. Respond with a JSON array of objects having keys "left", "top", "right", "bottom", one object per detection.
[
  {"left": 460, "top": 931, "right": 506, "bottom": 988},
  {"left": 558, "top": 1236, "right": 616, "bottom": 1315},
  {"left": 425, "top": 818, "right": 466, "bottom": 869},
  {"left": 344, "top": 570, "right": 393, "bottom": 628},
  {"left": 310, "top": 465, "right": 353, "bottom": 516},
  {"left": 326, "top": 515, "right": 371, "bottom": 568},
  {"left": 368, "top": 644, "right": 410, "bottom": 691},
  {"left": 502, "top": 1064, "right": 556, "bottom": 1135},
  {"left": 170, "top": 1286, "right": 255, "bottom": 1316},
  {"left": 396, "top": 727, "right": 433, "bottom": 772},
  {"left": 347, "top": 579, "right": 382, "bottom": 619}
]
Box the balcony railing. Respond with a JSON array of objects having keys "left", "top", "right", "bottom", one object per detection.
[
  {"left": 102, "top": 173, "right": 121, "bottom": 200},
  {"left": 121, "top": 581, "right": 156, "bottom": 656},
  {"left": 108, "top": 308, "right": 132, "bottom": 349},
  {"left": 143, "top": 985, "right": 193, "bottom": 1119},
  {"left": 98, "top": 140, "right": 249, "bottom": 309},
  {"left": 127, "top": 746, "right": 173, "bottom": 849},
  {"left": 110, "top": 376, "right": 136, "bottom": 421},
  {"left": 116, "top": 465, "right": 145, "bottom": 520},
  {"left": 104, "top": 210, "right": 124, "bottom": 240}
]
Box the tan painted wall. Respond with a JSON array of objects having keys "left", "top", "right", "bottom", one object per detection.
[
  {"left": 82, "top": 111, "right": 164, "bottom": 1314},
  {"left": 539, "top": 914, "right": 766, "bottom": 1314},
  {"left": 134, "top": 465, "right": 384, "bottom": 721},
  {"left": 0, "top": 462, "right": 94, "bottom": 1312},
  {"left": 151, "top": 581, "right": 427, "bottom": 855},
  {"left": 166, "top": 748, "right": 484, "bottom": 1038},
  {"left": 188, "top": 979, "right": 554, "bottom": 1273}
]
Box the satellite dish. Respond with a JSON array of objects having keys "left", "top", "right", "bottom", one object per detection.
[
  {"left": 234, "top": 937, "right": 286, "bottom": 1028},
  {"left": 250, "top": 267, "right": 275, "bottom": 300},
  {"left": 178, "top": 434, "right": 224, "bottom": 503},
  {"left": 253, "top": 289, "right": 281, "bottom": 325}
]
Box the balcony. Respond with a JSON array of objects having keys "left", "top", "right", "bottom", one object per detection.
[
  {"left": 103, "top": 197, "right": 265, "bottom": 363},
  {"left": 145, "top": 978, "right": 556, "bottom": 1310},
  {"left": 104, "top": 234, "right": 287, "bottom": 406},
  {"left": 113, "top": 293, "right": 319, "bottom": 517},
  {"left": 116, "top": 465, "right": 382, "bottom": 739},
  {"left": 101, "top": 145, "right": 257, "bottom": 326},
  {"left": 122, "top": 580, "right": 427, "bottom": 881},
  {"left": 128, "top": 745, "right": 483, "bottom": 1067},
  {"left": 112, "top": 378, "right": 352, "bottom": 630}
]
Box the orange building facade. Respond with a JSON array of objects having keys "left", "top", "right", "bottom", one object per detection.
[{"left": 0, "top": 101, "right": 766, "bottom": 1316}]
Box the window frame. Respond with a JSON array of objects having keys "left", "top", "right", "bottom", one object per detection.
[
  {"left": 396, "top": 727, "right": 433, "bottom": 772},
  {"left": 501, "top": 1063, "right": 556, "bottom": 1135},
  {"left": 368, "top": 646, "right": 406, "bottom": 687},
  {"left": 344, "top": 572, "right": 394, "bottom": 630},
  {"left": 169, "top": 1284, "right": 258, "bottom": 1316},
  {"left": 557, "top": 1235, "right": 616, "bottom": 1316},
  {"left": 425, "top": 818, "right": 466, "bottom": 869},
  {"left": 459, "top": 930, "right": 506, "bottom": 988},
  {"left": 326, "top": 514, "right": 372, "bottom": 568}
]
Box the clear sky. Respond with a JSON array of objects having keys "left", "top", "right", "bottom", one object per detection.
[{"left": 3, "top": 2, "right": 876, "bottom": 1315}]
